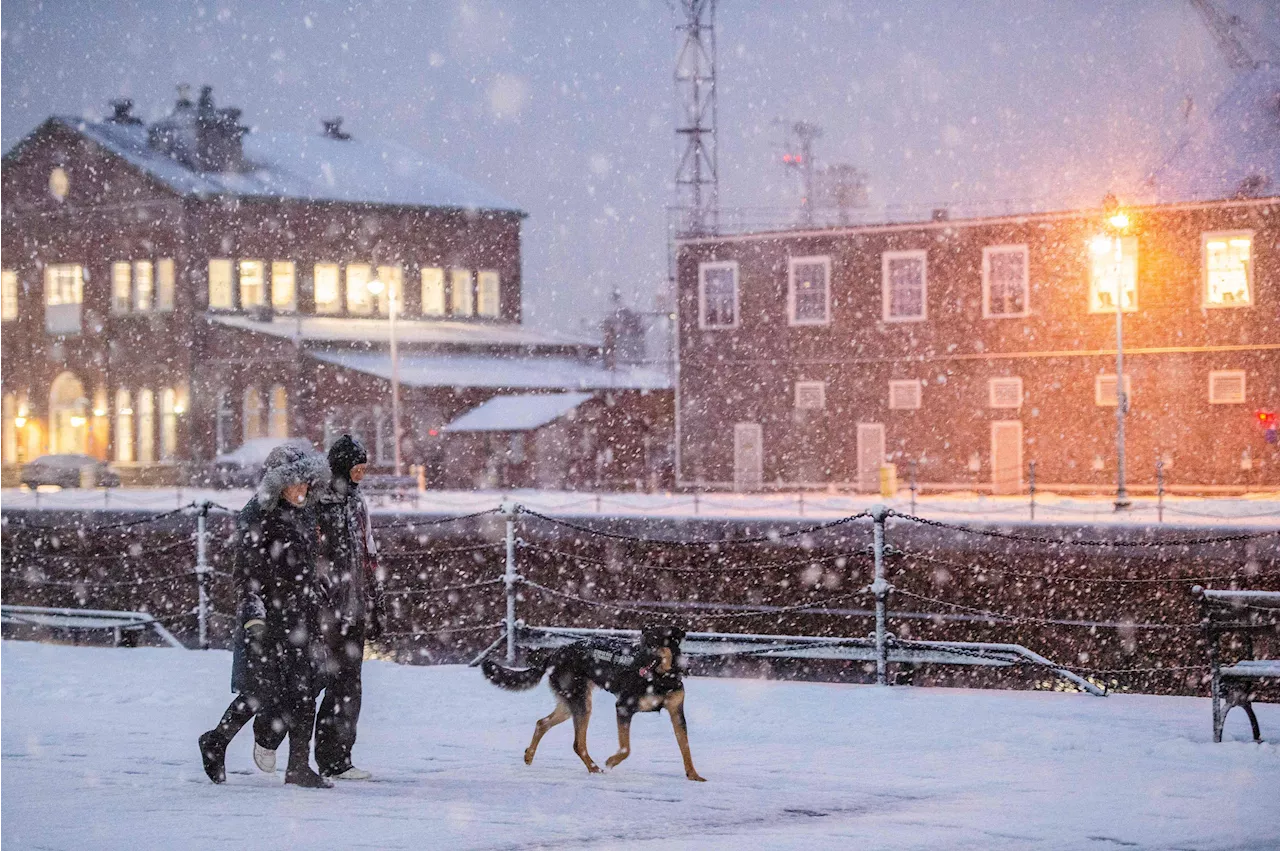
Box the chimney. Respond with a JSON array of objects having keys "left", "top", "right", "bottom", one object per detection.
[
  {"left": 148, "top": 84, "right": 247, "bottom": 172},
  {"left": 321, "top": 118, "right": 352, "bottom": 140},
  {"left": 106, "top": 98, "right": 143, "bottom": 125},
  {"left": 931, "top": 207, "right": 950, "bottom": 222}
]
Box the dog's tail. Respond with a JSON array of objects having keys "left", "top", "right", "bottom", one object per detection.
[{"left": 480, "top": 649, "right": 553, "bottom": 691}]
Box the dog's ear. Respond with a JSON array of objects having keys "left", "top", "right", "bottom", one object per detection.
[{"left": 670, "top": 626, "right": 687, "bottom": 645}]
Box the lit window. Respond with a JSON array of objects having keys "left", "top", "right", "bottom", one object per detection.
[
  {"left": 1094, "top": 374, "right": 1132, "bottom": 407},
  {"left": 346, "top": 263, "right": 374, "bottom": 314},
  {"left": 1088, "top": 235, "right": 1137, "bottom": 313},
  {"left": 1208, "top": 370, "right": 1246, "bottom": 405},
  {"left": 271, "top": 261, "right": 296, "bottom": 311},
  {"left": 698, "top": 261, "right": 738, "bottom": 329},
  {"left": 208, "top": 259, "right": 234, "bottom": 310},
  {"left": 477, "top": 270, "right": 501, "bottom": 318},
  {"left": 788, "top": 256, "right": 830, "bottom": 325},
  {"left": 160, "top": 388, "right": 178, "bottom": 461},
  {"left": 1, "top": 270, "right": 16, "bottom": 322},
  {"left": 239, "top": 259, "right": 265, "bottom": 309},
  {"left": 268, "top": 385, "right": 288, "bottom": 438},
  {"left": 136, "top": 388, "right": 155, "bottom": 464},
  {"left": 215, "top": 388, "right": 233, "bottom": 455},
  {"left": 374, "top": 265, "right": 403, "bottom": 316},
  {"left": 983, "top": 245, "right": 1029, "bottom": 318},
  {"left": 114, "top": 388, "right": 133, "bottom": 463},
  {"left": 421, "top": 267, "right": 445, "bottom": 316},
  {"left": 2, "top": 393, "right": 16, "bottom": 464},
  {"left": 882, "top": 250, "right": 927, "bottom": 321},
  {"left": 1203, "top": 232, "right": 1252, "bottom": 307},
  {"left": 450, "top": 269, "right": 474, "bottom": 316},
  {"left": 314, "top": 263, "right": 341, "bottom": 314},
  {"left": 44, "top": 264, "right": 84, "bottom": 334},
  {"left": 794, "top": 380, "right": 826, "bottom": 410},
  {"left": 156, "top": 259, "right": 175, "bottom": 312},
  {"left": 889, "top": 380, "right": 922, "bottom": 410},
  {"left": 243, "top": 387, "right": 264, "bottom": 441},
  {"left": 112, "top": 262, "right": 132, "bottom": 314},
  {"left": 133, "top": 260, "right": 153, "bottom": 312},
  {"left": 989, "top": 377, "right": 1023, "bottom": 409}
]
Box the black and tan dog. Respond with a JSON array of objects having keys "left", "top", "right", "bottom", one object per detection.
[{"left": 481, "top": 625, "right": 706, "bottom": 781}]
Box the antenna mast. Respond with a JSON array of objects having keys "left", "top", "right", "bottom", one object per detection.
[{"left": 674, "top": 0, "right": 718, "bottom": 236}]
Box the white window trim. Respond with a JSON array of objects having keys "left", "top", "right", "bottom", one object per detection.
[
  {"left": 988, "top": 376, "right": 1024, "bottom": 409},
  {"left": 981, "top": 244, "right": 1030, "bottom": 319},
  {"left": 888, "top": 379, "right": 923, "bottom": 410},
  {"left": 881, "top": 249, "right": 928, "bottom": 323},
  {"left": 1208, "top": 370, "right": 1247, "bottom": 405},
  {"left": 1094, "top": 374, "right": 1133, "bottom": 407},
  {"left": 698, "top": 260, "right": 740, "bottom": 330},
  {"left": 1087, "top": 235, "right": 1138, "bottom": 314},
  {"left": 787, "top": 255, "right": 831, "bottom": 326},
  {"left": 1201, "top": 230, "right": 1254, "bottom": 310},
  {"left": 794, "top": 380, "right": 826, "bottom": 410}
]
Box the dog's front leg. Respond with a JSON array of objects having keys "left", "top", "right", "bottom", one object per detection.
[
  {"left": 664, "top": 690, "right": 706, "bottom": 782},
  {"left": 606, "top": 703, "right": 633, "bottom": 769}
]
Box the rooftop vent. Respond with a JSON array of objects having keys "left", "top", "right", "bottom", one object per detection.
[
  {"left": 321, "top": 118, "right": 352, "bottom": 140},
  {"left": 147, "top": 84, "right": 248, "bottom": 173},
  {"left": 931, "top": 207, "right": 950, "bottom": 221},
  {"left": 106, "top": 99, "right": 143, "bottom": 125}
]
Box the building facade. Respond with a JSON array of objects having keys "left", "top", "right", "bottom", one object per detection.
[
  {"left": 1, "top": 90, "right": 671, "bottom": 488},
  {"left": 674, "top": 198, "right": 1279, "bottom": 494}
]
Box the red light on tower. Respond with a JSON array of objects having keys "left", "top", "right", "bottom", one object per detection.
[{"left": 1258, "top": 410, "right": 1278, "bottom": 444}]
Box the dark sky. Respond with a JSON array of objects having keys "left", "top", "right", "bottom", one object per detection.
[{"left": 3, "top": 0, "right": 1276, "bottom": 334}]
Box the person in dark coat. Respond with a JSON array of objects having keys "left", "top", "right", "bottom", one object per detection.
[
  {"left": 255, "top": 434, "right": 386, "bottom": 780},
  {"left": 197, "top": 444, "right": 332, "bottom": 788}
]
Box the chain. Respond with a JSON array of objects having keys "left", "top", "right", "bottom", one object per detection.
[
  {"left": 371, "top": 507, "right": 501, "bottom": 530},
  {"left": 518, "top": 507, "right": 872, "bottom": 547},
  {"left": 521, "top": 579, "right": 869, "bottom": 621},
  {"left": 890, "top": 587, "right": 1201, "bottom": 630},
  {"left": 892, "top": 546, "right": 1279, "bottom": 585},
  {"left": 887, "top": 509, "right": 1279, "bottom": 547},
  {"left": 517, "top": 541, "right": 873, "bottom": 574},
  {"left": 2, "top": 537, "right": 196, "bottom": 562},
  {"left": 379, "top": 542, "right": 506, "bottom": 559},
  {"left": 8, "top": 503, "right": 199, "bottom": 532},
  {"left": 380, "top": 621, "right": 504, "bottom": 637},
  {"left": 384, "top": 578, "right": 504, "bottom": 598}
]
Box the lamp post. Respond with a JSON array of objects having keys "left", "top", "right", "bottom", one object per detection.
[
  {"left": 1099, "top": 203, "right": 1132, "bottom": 510},
  {"left": 367, "top": 276, "right": 403, "bottom": 476}
]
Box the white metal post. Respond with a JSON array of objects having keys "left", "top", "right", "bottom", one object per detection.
[
  {"left": 196, "top": 501, "right": 210, "bottom": 650},
  {"left": 1028, "top": 460, "right": 1036, "bottom": 520},
  {"left": 1113, "top": 235, "right": 1130, "bottom": 510},
  {"left": 1156, "top": 460, "right": 1165, "bottom": 523},
  {"left": 871, "top": 505, "right": 889, "bottom": 686},
  {"left": 503, "top": 502, "right": 518, "bottom": 662},
  {"left": 390, "top": 287, "right": 403, "bottom": 477}
]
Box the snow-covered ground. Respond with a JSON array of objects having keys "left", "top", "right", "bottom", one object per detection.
[
  {"left": 3, "top": 486, "right": 1279, "bottom": 527},
  {"left": 3, "top": 641, "right": 1277, "bottom": 850}
]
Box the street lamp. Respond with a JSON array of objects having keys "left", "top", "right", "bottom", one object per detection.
[
  {"left": 366, "top": 275, "right": 403, "bottom": 476},
  {"left": 1098, "top": 199, "right": 1132, "bottom": 510}
]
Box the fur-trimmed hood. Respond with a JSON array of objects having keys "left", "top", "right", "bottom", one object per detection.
[{"left": 256, "top": 444, "right": 330, "bottom": 512}]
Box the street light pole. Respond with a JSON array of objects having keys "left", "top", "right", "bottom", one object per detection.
[
  {"left": 368, "top": 276, "right": 403, "bottom": 476},
  {"left": 1105, "top": 204, "right": 1132, "bottom": 511}
]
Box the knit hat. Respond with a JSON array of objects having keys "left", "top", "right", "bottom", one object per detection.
[{"left": 328, "top": 433, "right": 369, "bottom": 482}]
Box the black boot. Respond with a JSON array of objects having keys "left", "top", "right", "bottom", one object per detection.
[
  {"left": 198, "top": 731, "right": 227, "bottom": 784},
  {"left": 284, "top": 765, "right": 334, "bottom": 788}
]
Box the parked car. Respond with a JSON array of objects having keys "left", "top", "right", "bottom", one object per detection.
[
  {"left": 20, "top": 455, "right": 121, "bottom": 489},
  {"left": 211, "top": 436, "right": 316, "bottom": 488}
]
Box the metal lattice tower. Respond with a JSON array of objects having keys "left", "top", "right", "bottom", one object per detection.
[{"left": 674, "top": 0, "right": 718, "bottom": 236}]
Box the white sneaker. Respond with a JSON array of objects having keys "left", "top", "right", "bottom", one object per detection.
[
  {"left": 253, "top": 743, "right": 277, "bottom": 773},
  {"left": 329, "top": 766, "right": 372, "bottom": 781}
]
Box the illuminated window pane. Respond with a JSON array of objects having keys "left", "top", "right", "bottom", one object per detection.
[
  {"left": 44, "top": 264, "right": 84, "bottom": 334},
  {"left": 156, "top": 259, "right": 175, "bottom": 312},
  {"left": 114, "top": 388, "right": 134, "bottom": 463},
  {"left": 983, "top": 245, "right": 1029, "bottom": 317},
  {"left": 137, "top": 388, "right": 155, "bottom": 464},
  {"left": 477, "top": 270, "right": 501, "bottom": 318},
  {"left": 882, "top": 251, "right": 927, "bottom": 320},
  {"left": 450, "top": 269, "right": 473, "bottom": 316},
  {"left": 346, "top": 263, "right": 373, "bottom": 314},
  {"left": 271, "top": 261, "right": 296, "bottom": 311},
  {"left": 699, "top": 262, "right": 738, "bottom": 328},
  {"left": 1, "top": 270, "right": 17, "bottom": 321},
  {"left": 112, "top": 262, "right": 132, "bottom": 314},
  {"left": 1204, "top": 235, "right": 1252, "bottom": 307},
  {"left": 789, "top": 257, "right": 829, "bottom": 324},
  {"left": 421, "top": 267, "right": 445, "bottom": 316},
  {"left": 239, "top": 259, "right": 265, "bottom": 308},
  {"left": 314, "top": 263, "right": 341, "bottom": 314},
  {"left": 374, "top": 265, "right": 403, "bottom": 316},
  {"left": 160, "top": 388, "right": 178, "bottom": 460},
  {"left": 268, "top": 385, "right": 288, "bottom": 438},
  {"left": 133, "top": 260, "right": 153, "bottom": 311},
  {"left": 208, "top": 259, "right": 234, "bottom": 309},
  {"left": 243, "top": 387, "right": 264, "bottom": 441},
  {"left": 1088, "top": 235, "right": 1137, "bottom": 312}
]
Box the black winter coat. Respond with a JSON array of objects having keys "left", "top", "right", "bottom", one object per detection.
[
  {"left": 315, "top": 478, "right": 384, "bottom": 629},
  {"left": 229, "top": 496, "right": 324, "bottom": 697}
]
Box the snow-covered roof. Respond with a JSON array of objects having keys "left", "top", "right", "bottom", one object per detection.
[
  {"left": 444, "top": 392, "right": 594, "bottom": 432},
  {"left": 52, "top": 116, "right": 522, "bottom": 213},
  {"left": 208, "top": 314, "right": 595, "bottom": 348},
  {"left": 1146, "top": 65, "right": 1280, "bottom": 203},
  {"left": 309, "top": 350, "right": 671, "bottom": 392}
]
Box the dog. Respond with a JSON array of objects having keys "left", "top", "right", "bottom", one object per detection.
[{"left": 481, "top": 625, "right": 705, "bottom": 781}]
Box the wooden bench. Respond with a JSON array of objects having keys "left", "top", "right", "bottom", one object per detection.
[{"left": 1194, "top": 587, "right": 1280, "bottom": 743}]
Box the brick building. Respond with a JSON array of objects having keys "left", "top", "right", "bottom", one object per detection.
[
  {"left": 674, "top": 66, "right": 1280, "bottom": 495},
  {"left": 1, "top": 89, "right": 671, "bottom": 488}
]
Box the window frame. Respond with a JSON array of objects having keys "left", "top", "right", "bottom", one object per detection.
[
  {"left": 1208, "top": 369, "right": 1246, "bottom": 405},
  {"left": 450, "top": 268, "right": 474, "bottom": 316},
  {"left": 794, "top": 380, "right": 826, "bottom": 410},
  {"left": 1, "top": 269, "right": 17, "bottom": 322},
  {"left": 111, "top": 262, "right": 132, "bottom": 315},
  {"left": 238, "top": 259, "right": 266, "bottom": 310},
  {"left": 881, "top": 249, "right": 928, "bottom": 323},
  {"left": 981, "top": 244, "right": 1030, "bottom": 319},
  {"left": 420, "top": 267, "right": 446, "bottom": 316},
  {"left": 1201, "top": 230, "right": 1254, "bottom": 309},
  {"left": 156, "top": 258, "right": 175, "bottom": 312},
  {"left": 207, "top": 259, "right": 234, "bottom": 310},
  {"left": 133, "top": 260, "right": 154, "bottom": 312},
  {"left": 271, "top": 261, "right": 297, "bottom": 312},
  {"left": 787, "top": 255, "right": 832, "bottom": 326},
  {"left": 477, "top": 270, "right": 501, "bottom": 318},
  {"left": 888, "top": 379, "right": 923, "bottom": 410},
  {"left": 314, "top": 263, "right": 341, "bottom": 314},
  {"left": 698, "top": 260, "right": 740, "bottom": 330},
  {"left": 1094, "top": 374, "right": 1133, "bottom": 407},
  {"left": 988, "top": 376, "right": 1024, "bottom": 409},
  {"left": 44, "top": 264, "right": 84, "bottom": 335}
]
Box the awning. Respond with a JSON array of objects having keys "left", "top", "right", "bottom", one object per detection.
[{"left": 443, "top": 392, "right": 594, "bottom": 433}]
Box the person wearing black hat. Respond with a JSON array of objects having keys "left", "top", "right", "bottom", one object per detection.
[
  {"left": 254, "top": 433, "right": 386, "bottom": 780},
  {"left": 197, "top": 444, "right": 332, "bottom": 788}
]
